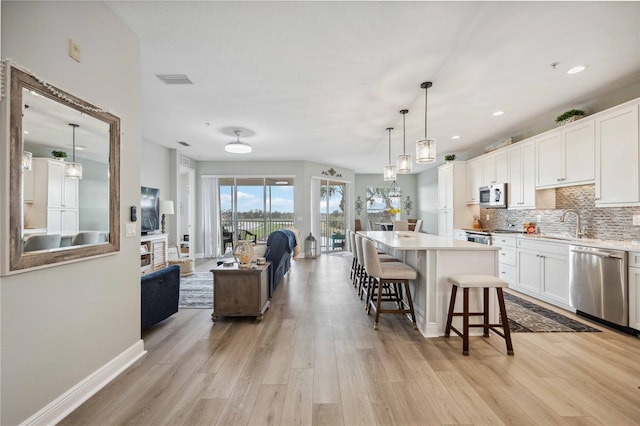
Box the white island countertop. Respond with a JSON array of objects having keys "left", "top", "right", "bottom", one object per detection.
[{"left": 358, "top": 231, "right": 500, "bottom": 251}]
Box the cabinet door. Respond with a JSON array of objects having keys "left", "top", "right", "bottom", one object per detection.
[
  {"left": 63, "top": 176, "right": 79, "bottom": 208},
  {"left": 507, "top": 145, "right": 523, "bottom": 208},
  {"left": 438, "top": 166, "right": 452, "bottom": 209},
  {"left": 541, "top": 254, "right": 570, "bottom": 306},
  {"left": 61, "top": 209, "right": 79, "bottom": 235},
  {"left": 47, "top": 209, "right": 63, "bottom": 234},
  {"left": 520, "top": 142, "right": 537, "bottom": 208},
  {"left": 465, "top": 159, "right": 481, "bottom": 204},
  {"left": 481, "top": 154, "right": 496, "bottom": 186},
  {"left": 23, "top": 167, "right": 35, "bottom": 203},
  {"left": 564, "top": 120, "right": 595, "bottom": 185},
  {"left": 595, "top": 104, "right": 640, "bottom": 206},
  {"left": 47, "top": 161, "right": 65, "bottom": 208},
  {"left": 438, "top": 210, "right": 452, "bottom": 237},
  {"left": 494, "top": 150, "right": 508, "bottom": 184},
  {"left": 536, "top": 132, "right": 563, "bottom": 187},
  {"left": 517, "top": 249, "right": 541, "bottom": 294},
  {"left": 629, "top": 267, "right": 640, "bottom": 331}
]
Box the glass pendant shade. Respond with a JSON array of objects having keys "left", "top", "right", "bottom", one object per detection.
[
  {"left": 416, "top": 138, "right": 436, "bottom": 163},
  {"left": 396, "top": 153, "right": 412, "bottom": 174},
  {"left": 66, "top": 162, "right": 83, "bottom": 179},
  {"left": 383, "top": 164, "right": 396, "bottom": 181},
  {"left": 22, "top": 151, "right": 32, "bottom": 171}
]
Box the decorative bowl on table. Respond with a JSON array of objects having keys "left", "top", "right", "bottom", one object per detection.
[{"left": 395, "top": 231, "right": 416, "bottom": 238}]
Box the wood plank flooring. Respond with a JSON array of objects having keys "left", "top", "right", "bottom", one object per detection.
[{"left": 61, "top": 253, "right": 640, "bottom": 425}]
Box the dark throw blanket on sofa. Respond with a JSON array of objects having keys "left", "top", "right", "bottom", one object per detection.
[{"left": 265, "top": 229, "right": 296, "bottom": 297}]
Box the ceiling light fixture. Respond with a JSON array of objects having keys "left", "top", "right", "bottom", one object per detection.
[
  {"left": 396, "top": 109, "right": 412, "bottom": 174},
  {"left": 567, "top": 65, "right": 587, "bottom": 74},
  {"left": 383, "top": 127, "right": 396, "bottom": 181},
  {"left": 452, "top": 135, "right": 461, "bottom": 140},
  {"left": 388, "top": 179, "right": 402, "bottom": 199},
  {"left": 493, "top": 110, "right": 504, "bottom": 117},
  {"left": 225, "top": 130, "right": 252, "bottom": 154},
  {"left": 416, "top": 81, "right": 436, "bottom": 164},
  {"left": 66, "top": 123, "right": 83, "bottom": 179}
]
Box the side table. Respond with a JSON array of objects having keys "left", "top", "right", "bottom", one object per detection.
[{"left": 210, "top": 262, "right": 270, "bottom": 322}]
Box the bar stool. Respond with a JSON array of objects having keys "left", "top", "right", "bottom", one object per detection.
[
  {"left": 354, "top": 234, "right": 397, "bottom": 300},
  {"left": 444, "top": 274, "right": 514, "bottom": 356},
  {"left": 347, "top": 230, "right": 357, "bottom": 284},
  {"left": 362, "top": 238, "right": 418, "bottom": 331}
]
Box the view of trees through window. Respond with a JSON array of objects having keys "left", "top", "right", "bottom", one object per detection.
[
  {"left": 366, "top": 186, "right": 401, "bottom": 227},
  {"left": 320, "top": 180, "right": 346, "bottom": 251}
]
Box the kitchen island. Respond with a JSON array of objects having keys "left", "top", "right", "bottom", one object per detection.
[{"left": 359, "top": 231, "right": 500, "bottom": 337}]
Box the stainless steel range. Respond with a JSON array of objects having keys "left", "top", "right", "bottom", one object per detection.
[{"left": 464, "top": 230, "right": 492, "bottom": 245}]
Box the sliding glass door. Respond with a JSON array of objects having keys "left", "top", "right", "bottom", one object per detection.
[{"left": 319, "top": 180, "right": 346, "bottom": 252}]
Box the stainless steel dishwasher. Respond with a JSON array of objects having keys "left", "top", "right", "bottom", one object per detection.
[{"left": 569, "top": 245, "right": 627, "bottom": 326}]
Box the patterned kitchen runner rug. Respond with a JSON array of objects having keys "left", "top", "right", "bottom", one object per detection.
[
  {"left": 179, "top": 272, "right": 213, "bottom": 309},
  {"left": 504, "top": 292, "right": 600, "bottom": 332}
]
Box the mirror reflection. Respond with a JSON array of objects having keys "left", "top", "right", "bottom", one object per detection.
[
  {"left": 7, "top": 65, "right": 120, "bottom": 273},
  {"left": 22, "top": 88, "right": 111, "bottom": 253}
]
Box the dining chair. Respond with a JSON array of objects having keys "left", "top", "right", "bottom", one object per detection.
[
  {"left": 71, "top": 231, "right": 101, "bottom": 246},
  {"left": 23, "top": 234, "right": 62, "bottom": 252},
  {"left": 414, "top": 219, "right": 423, "bottom": 233},
  {"left": 393, "top": 220, "right": 409, "bottom": 231}
]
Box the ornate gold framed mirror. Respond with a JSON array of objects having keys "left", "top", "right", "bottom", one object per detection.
[{"left": 6, "top": 64, "right": 120, "bottom": 273}]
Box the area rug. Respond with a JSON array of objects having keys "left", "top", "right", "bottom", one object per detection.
[
  {"left": 504, "top": 292, "right": 600, "bottom": 332},
  {"left": 179, "top": 272, "right": 213, "bottom": 308}
]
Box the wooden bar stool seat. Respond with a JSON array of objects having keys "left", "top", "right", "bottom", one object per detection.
[{"left": 445, "top": 274, "right": 514, "bottom": 356}]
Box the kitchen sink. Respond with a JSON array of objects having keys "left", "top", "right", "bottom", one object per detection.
[{"left": 539, "top": 235, "right": 574, "bottom": 241}]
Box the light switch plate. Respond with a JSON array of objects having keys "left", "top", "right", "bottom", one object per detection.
[
  {"left": 126, "top": 223, "right": 137, "bottom": 237},
  {"left": 68, "top": 39, "right": 81, "bottom": 62},
  {"left": 633, "top": 215, "right": 640, "bottom": 226}
]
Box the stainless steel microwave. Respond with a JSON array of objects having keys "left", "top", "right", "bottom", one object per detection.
[{"left": 479, "top": 183, "right": 507, "bottom": 208}]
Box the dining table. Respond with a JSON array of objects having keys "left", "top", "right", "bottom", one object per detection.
[
  {"left": 375, "top": 222, "right": 394, "bottom": 231},
  {"left": 358, "top": 230, "right": 501, "bottom": 337}
]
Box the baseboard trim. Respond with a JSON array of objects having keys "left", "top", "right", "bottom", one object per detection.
[{"left": 20, "top": 340, "right": 146, "bottom": 426}]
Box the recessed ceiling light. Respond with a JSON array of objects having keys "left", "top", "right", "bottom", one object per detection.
[
  {"left": 23, "top": 130, "right": 29, "bottom": 134},
  {"left": 452, "top": 135, "right": 460, "bottom": 140},
  {"left": 493, "top": 111, "right": 504, "bottom": 117},
  {"left": 567, "top": 65, "right": 587, "bottom": 75}
]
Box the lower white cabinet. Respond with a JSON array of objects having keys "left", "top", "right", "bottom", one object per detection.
[
  {"left": 46, "top": 208, "right": 79, "bottom": 235},
  {"left": 515, "top": 239, "right": 570, "bottom": 309},
  {"left": 438, "top": 210, "right": 453, "bottom": 237},
  {"left": 628, "top": 251, "right": 640, "bottom": 331},
  {"left": 493, "top": 235, "right": 516, "bottom": 287}
]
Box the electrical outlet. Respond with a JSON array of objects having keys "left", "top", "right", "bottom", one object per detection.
[
  {"left": 633, "top": 215, "right": 640, "bottom": 226},
  {"left": 68, "top": 39, "right": 81, "bottom": 62},
  {"left": 536, "top": 215, "right": 542, "bottom": 222}
]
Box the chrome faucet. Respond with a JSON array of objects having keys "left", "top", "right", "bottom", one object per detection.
[{"left": 560, "top": 209, "right": 583, "bottom": 239}]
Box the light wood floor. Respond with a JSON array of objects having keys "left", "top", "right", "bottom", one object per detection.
[{"left": 62, "top": 253, "right": 640, "bottom": 425}]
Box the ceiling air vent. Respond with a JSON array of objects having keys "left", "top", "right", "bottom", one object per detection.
[
  {"left": 177, "top": 141, "right": 191, "bottom": 147},
  {"left": 156, "top": 74, "right": 193, "bottom": 85}
]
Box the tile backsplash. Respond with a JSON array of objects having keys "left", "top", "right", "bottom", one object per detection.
[{"left": 481, "top": 184, "right": 640, "bottom": 241}]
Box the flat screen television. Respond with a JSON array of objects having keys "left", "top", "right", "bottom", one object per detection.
[{"left": 141, "top": 186, "right": 160, "bottom": 234}]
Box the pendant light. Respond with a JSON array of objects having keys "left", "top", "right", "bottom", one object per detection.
[
  {"left": 388, "top": 180, "right": 402, "bottom": 199},
  {"left": 225, "top": 130, "right": 252, "bottom": 154},
  {"left": 416, "top": 81, "right": 436, "bottom": 163},
  {"left": 383, "top": 127, "right": 396, "bottom": 181},
  {"left": 396, "top": 109, "right": 412, "bottom": 174},
  {"left": 66, "top": 123, "right": 83, "bottom": 179}
]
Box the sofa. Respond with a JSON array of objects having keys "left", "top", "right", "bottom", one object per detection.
[
  {"left": 265, "top": 229, "right": 297, "bottom": 297},
  {"left": 141, "top": 264, "right": 181, "bottom": 330}
]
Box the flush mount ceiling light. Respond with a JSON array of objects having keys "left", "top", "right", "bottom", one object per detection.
[
  {"left": 383, "top": 127, "right": 397, "bottom": 181},
  {"left": 452, "top": 135, "right": 461, "bottom": 140},
  {"left": 66, "top": 123, "right": 83, "bottom": 179},
  {"left": 396, "top": 109, "right": 412, "bottom": 174},
  {"left": 567, "top": 65, "right": 587, "bottom": 74},
  {"left": 225, "top": 130, "right": 252, "bottom": 154},
  {"left": 493, "top": 110, "right": 505, "bottom": 117},
  {"left": 416, "top": 81, "right": 436, "bottom": 164}
]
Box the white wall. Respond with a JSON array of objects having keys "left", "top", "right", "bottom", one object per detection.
[
  {"left": 0, "top": 2, "right": 140, "bottom": 424},
  {"left": 416, "top": 168, "right": 439, "bottom": 234}
]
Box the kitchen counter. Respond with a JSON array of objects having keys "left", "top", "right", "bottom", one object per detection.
[
  {"left": 516, "top": 234, "right": 640, "bottom": 252},
  {"left": 358, "top": 231, "right": 499, "bottom": 337}
]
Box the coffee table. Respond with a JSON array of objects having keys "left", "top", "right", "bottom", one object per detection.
[{"left": 210, "top": 262, "right": 270, "bottom": 322}]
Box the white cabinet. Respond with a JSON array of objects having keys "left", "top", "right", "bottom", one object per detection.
[
  {"left": 535, "top": 119, "right": 595, "bottom": 188},
  {"left": 595, "top": 103, "right": 640, "bottom": 206},
  {"left": 141, "top": 234, "right": 168, "bottom": 274},
  {"left": 515, "top": 239, "right": 570, "bottom": 309},
  {"left": 437, "top": 162, "right": 472, "bottom": 237},
  {"left": 453, "top": 229, "right": 468, "bottom": 241},
  {"left": 23, "top": 158, "right": 79, "bottom": 235},
  {"left": 480, "top": 151, "right": 508, "bottom": 187},
  {"left": 465, "top": 158, "right": 481, "bottom": 204},
  {"left": 508, "top": 140, "right": 555, "bottom": 210}
]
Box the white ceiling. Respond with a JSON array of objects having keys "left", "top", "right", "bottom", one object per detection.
[{"left": 105, "top": 1, "right": 640, "bottom": 174}]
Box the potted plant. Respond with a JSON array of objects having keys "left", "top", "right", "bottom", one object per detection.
[
  {"left": 555, "top": 109, "right": 586, "bottom": 126},
  {"left": 51, "top": 150, "right": 67, "bottom": 161},
  {"left": 444, "top": 154, "right": 456, "bottom": 162}
]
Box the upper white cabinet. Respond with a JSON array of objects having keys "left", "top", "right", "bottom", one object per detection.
[
  {"left": 23, "top": 158, "right": 79, "bottom": 234},
  {"left": 535, "top": 119, "right": 595, "bottom": 188},
  {"left": 508, "top": 140, "right": 555, "bottom": 210},
  {"left": 595, "top": 103, "right": 640, "bottom": 207},
  {"left": 465, "top": 158, "right": 481, "bottom": 204},
  {"left": 480, "top": 150, "right": 508, "bottom": 187}
]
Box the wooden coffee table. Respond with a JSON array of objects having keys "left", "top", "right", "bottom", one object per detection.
[{"left": 210, "top": 262, "right": 270, "bottom": 322}]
